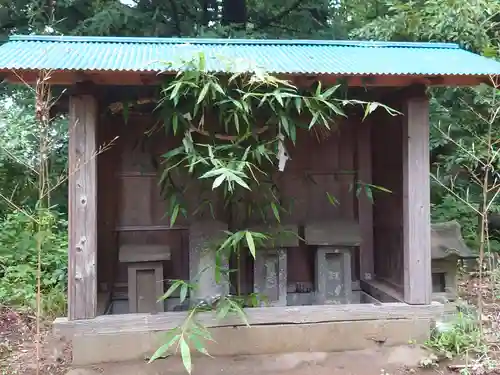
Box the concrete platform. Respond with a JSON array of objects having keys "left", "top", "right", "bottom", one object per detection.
[{"left": 54, "top": 302, "right": 445, "bottom": 366}]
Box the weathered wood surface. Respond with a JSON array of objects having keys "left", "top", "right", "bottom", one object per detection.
[
  {"left": 305, "top": 220, "right": 361, "bottom": 246},
  {"left": 54, "top": 302, "right": 444, "bottom": 337},
  {"left": 248, "top": 224, "right": 299, "bottom": 248},
  {"left": 357, "top": 118, "right": 374, "bottom": 281},
  {"left": 118, "top": 244, "right": 171, "bottom": 263},
  {"left": 403, "top": 92, "right": 432, "bottom": 305},
  {"left": 68, "top": 95, "right": 98, "bottom": 320},
  {"left": 371, "top": 107, "right": 404, "bottom": 288},
  {"left": 360, "top": 279, "right": 402, "bottom": 303}
]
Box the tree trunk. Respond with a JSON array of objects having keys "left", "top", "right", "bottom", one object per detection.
[{"left": 222, "top": 0, "right": 247, "bottom": 27}]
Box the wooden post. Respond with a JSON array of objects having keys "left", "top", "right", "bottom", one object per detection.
[
  {"left": 402, "top": 89, "right": 432, "bottom": 305},
  {"left": 357, "top": 118, "right": 374, "bottom": 281},
  {"left": 68, "top": 95, "right": 98, "bottom": 320}
]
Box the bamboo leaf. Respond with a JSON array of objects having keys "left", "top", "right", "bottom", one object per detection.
[
  {"left": 197, "top": 83, "right": 210, "bottom": 105},
  {"left": 148, "top": 333, "right": 180, "bottom": 362},
  {"left": 228, "top": 299, "right": 249, "bottom": 326},
  {"left": 212, "top": 174, "right": 226, "bottom": 190},
  {"left": 321, "top": 85, "right": 340, "bottom": 99},
  {"left": 172, "top": 113, "right": 179, "bottom": 135},
  {"left": 270, "top": 202, "right": 280, "bottom": 223},
  {"left": 289, "top": 123, "right": 296, "bottom": 144},
  {"left": 122, "top": 101, "right": 129, "bottom": 124},
  {"left": 294, "top": 97, "right": 302, "bottom": 114},
  {"left": 180, "top": 283, "right": 188, "bottom": 304},
  {"left": 364, "top": 185, "right": 373, "bottom": 202},
  {"left": 231, "top": 174, "right": 251, "bottom": 190},
  {"left": 363, "top": 102, "right": 380, "bottom": 120},
  {"left": 280, "top": 115, "right": 290, "bottom": 137},
  {"left": 216, "top": 299, "right": 232, "bottom": 320},
  {"left": 326, "top": 192, "right": 338, "bottom": 206},
  {"left": 246, "top": 231, "right": 256, "bottom": 258},
  {"left": 180, "top": 338, "right": 192, "bottom": 374},
  {"left": 160, "top": 280, "right": 182, "bottom": 301},
  {"left": 315, "top": 81, "right": 322, "bottom": 97},
  {"left": 191, "top": 335, "right": 211, "bottom": 356},
  {"left": 309, "top": 113, "right": 320, "bottom": 129},
  {"left": 170, "top": 204, "right": 180, "bottom": 227}
]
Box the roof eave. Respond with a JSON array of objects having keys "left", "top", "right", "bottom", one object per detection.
[{"left": 0, "top": 69, "right": 493, "bottom": 88}]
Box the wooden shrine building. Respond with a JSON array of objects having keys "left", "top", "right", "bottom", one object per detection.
[{"left": 0, "top": 36, "right": 499, "bottom": 365}]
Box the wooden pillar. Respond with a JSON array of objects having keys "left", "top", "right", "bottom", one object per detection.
[
  {"left": 68, "top": 94, "right": 98, "bottom": 320},
  {"left": 402, "top": 88, "right": 432, "bottom": 305},
  {"left": 357, "top": 118, "right": 374, "bottom": 281}
]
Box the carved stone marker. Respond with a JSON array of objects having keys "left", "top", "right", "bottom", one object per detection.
[
  {"left": 189, "top": 220, "right": 229, "bottom": 302},
  {"left": 315, "top": 247, "right": 352, "bottom": 305},
  {"left": 305, "top": 221, "right": 359, "bottom": 305},
  {"left": 254, "top": 248, "right": 287, "bottom": 306},
  {"left": 251, "top": 224, "right": 298, "bottom": 306}
]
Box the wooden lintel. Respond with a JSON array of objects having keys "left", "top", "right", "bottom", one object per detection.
[
  {"left": 402, "top": 93, "right": 432, "bottom": 305},
  {"left": 68, "top": 94, "right": 98, "bottom": 320}
]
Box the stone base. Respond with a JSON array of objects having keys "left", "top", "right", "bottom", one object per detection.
[
  {"left": 70, "top": 319, "right": 433, "bottom": 365},
  {"left": 55, "top": 303, "right": 444, "bottom": 365}
]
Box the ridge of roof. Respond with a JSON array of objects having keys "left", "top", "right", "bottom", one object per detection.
[{"left": 9, "top": 35, "right": 460, "bottom": 49}]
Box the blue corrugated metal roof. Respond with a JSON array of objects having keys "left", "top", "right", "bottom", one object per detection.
[{"left": 0, "top": 35, "right": 499, "bottom": 76}]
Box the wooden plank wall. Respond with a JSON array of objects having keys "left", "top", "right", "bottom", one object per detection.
[
  {"left": 371, "top": 107, "right": 404, "bottom": 289},
  {"left": 96, "top": 116, "right": 360, "bottom": 295}
]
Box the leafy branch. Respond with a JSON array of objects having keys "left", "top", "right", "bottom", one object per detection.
[{"left": 151, "top": 52, "right": 397, "bottom": 373}]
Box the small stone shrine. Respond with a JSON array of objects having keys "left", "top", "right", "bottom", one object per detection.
[{"left": 431, "top": 220, "right": 476, "bottom": 302}]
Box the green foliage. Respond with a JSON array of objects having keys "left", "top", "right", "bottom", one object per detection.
[
  {"left": 432, "top": 195, "right": 479, "bottom": 248},
  {"left": 157, "top": 53, "right": 396, "bottom": 228},
  {"left": 0, "top": 90, "right": 68, "bottom": 216},
  {"left": 425, "top": 308, "right": 485, "bottom": 360},
  {"left": 0, "top": 210, "right": 68, "bottom": 316},
  {"left": 351, "top": 0, "right": 498, "bottom": 53},
  {"left": 152, "top": 281, "right": 250, "bottom": 374},
  {"left": 350, "top": 0, "right": 500, "bottom": 252},
  {"left": 0, "top": 86, "right": 69, "bottom": 317}
]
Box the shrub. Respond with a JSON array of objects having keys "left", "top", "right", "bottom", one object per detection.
[{"left": 0, "top": 210, "right": 67, "bottom": 316}]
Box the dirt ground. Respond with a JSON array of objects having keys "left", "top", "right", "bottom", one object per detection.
[
  {"left": 65, "top": 347, "right": 450, "bottom": 375},
  {"left": 1, "top": 274, "right": 499, "bottom": 375}
]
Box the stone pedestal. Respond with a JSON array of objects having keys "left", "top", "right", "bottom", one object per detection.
[
  {"left": 118, "top": 244, "right": 171, "bottom": 314},
  {"left": 315, "top": 247, "right": 352, "bottom": 305},
  {"left": 250, "top": 224, "right": 298, "bottom": 306},
  {"left": 189, "top": 220, "right": 229, "bottom": 302},
  {"left": 254, "top": 249, "right": 287, "bottom": 306}
]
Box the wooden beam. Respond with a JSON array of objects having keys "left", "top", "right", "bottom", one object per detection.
[
  {"left": 68, "top": 94, "right": 98, "bottom": 320},
  {"left": 357, "top": 117, "right": 374, "bottom": 282},
  {"left": 0, "top": 69, "right": 490, "bottom": 88},
  {"left": 54, "top": 302, "right": 444, "bottom": 337},
  {"left": 402, "top": 88, "right": 432, "bottom": 305}
]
